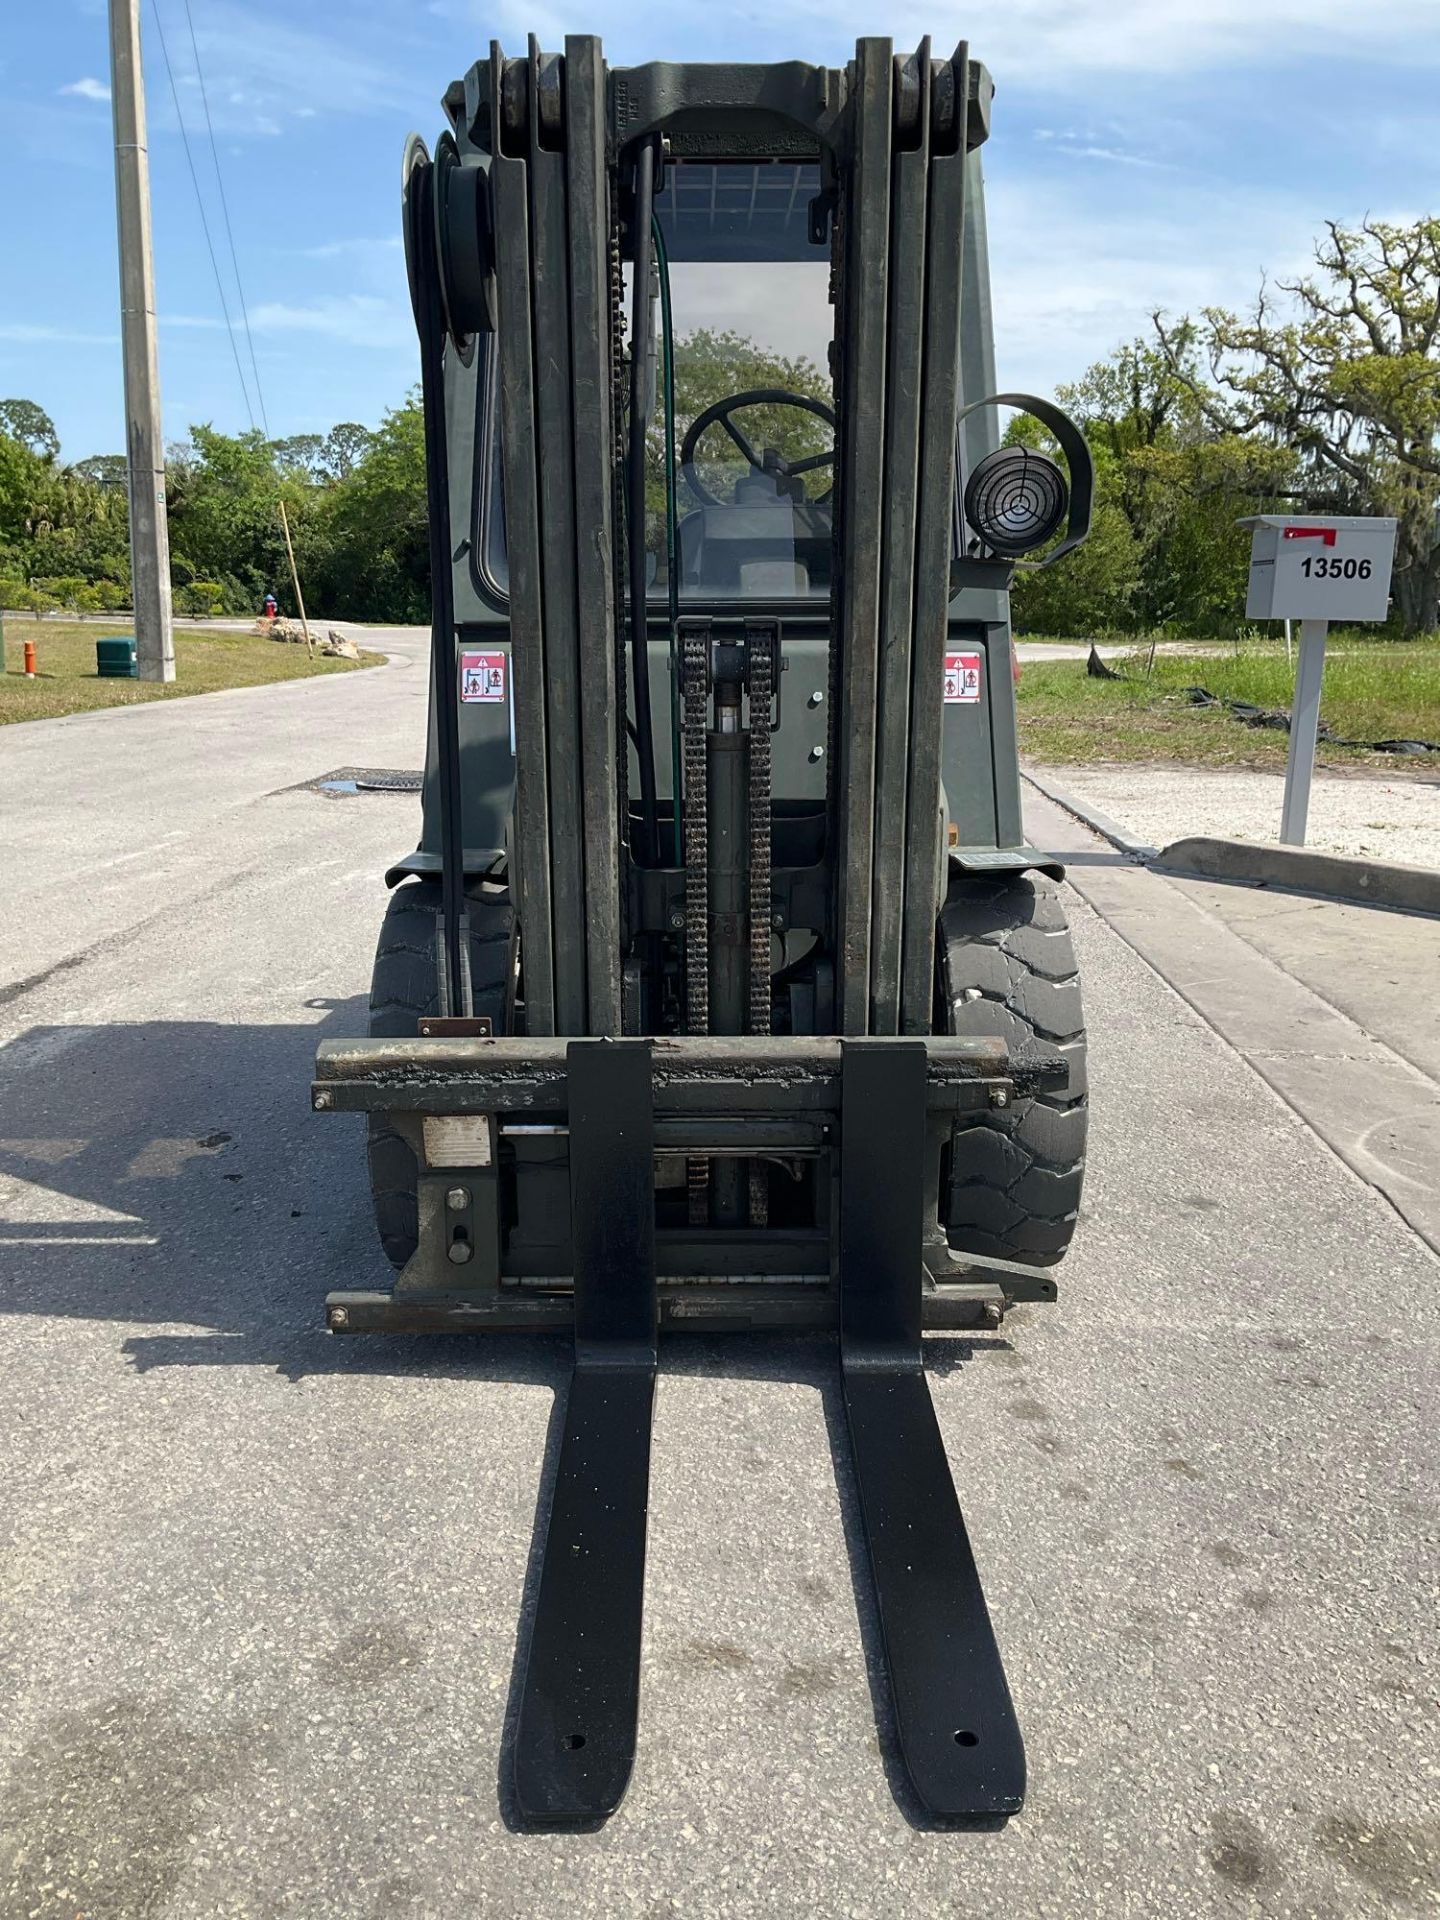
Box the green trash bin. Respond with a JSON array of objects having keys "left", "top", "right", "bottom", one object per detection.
[{"left": 96, "top": 635, "right": 137, "bottom": 678}]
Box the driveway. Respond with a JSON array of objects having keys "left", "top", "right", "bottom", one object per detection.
[{"left": 0, "top": 639, "right": 1435, "bottom": 1917}]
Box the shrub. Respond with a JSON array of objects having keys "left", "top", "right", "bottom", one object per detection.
[{"left": 174, "top": 578, "right": 227, "bottom": 617}]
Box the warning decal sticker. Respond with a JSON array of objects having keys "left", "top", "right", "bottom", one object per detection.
[
  {"left": 944, "top": 650, "right": 982, "bottom": 704},
  {"left": 460, "top": 651, "right": 507, "bottom": 704}
]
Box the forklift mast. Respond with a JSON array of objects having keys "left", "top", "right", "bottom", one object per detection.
[{"left": 399, "top": 38, "right": 1090, "bottom": 1041}]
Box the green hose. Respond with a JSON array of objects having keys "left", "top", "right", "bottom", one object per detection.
[{"left": 651, "top": 212, "right": 683, "bottom": 865}]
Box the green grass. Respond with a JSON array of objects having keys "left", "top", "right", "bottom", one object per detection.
[
  {"left": 0, "top": 619, "right": 383, "bottom": 725},
  {"left": 1016, "top": 637, "right": 1440, "bottom": 768}
]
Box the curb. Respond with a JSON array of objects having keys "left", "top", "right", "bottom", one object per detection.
[
  {"left": 1023, "top": 770, "right": 1440, "bottom": 917},
  {"left": 1153, "top": 836, "right": 1440, "bottom": 917},
  {"left": 1020, "top": 769, "right": 1157, "bottom": 861}
]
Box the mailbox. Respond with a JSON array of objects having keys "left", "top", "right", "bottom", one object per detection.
[{"left": 1240, "top": 514, "right": 1396, "bottom": 623}]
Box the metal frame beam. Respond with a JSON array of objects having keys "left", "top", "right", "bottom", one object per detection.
[
  {"left": 565, "top": 34, "right": 623, "bottom": 1033},
  {"left": 899, "top": 47, "right": 970, "bottom": 1031},
  {"left": 833, "top": 37, "right": 892, "bottom": 1033},
  {"left": 489, "top": 43, "right": 557, "bottom": 1032},
  {"left": 868, "top": 43, "right": 930, "bottom": 1032},
  {"left": 527, "top": 39, "right": 589, "bottom": 1031}
]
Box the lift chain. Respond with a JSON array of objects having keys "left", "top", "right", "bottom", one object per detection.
[
  {"left": 746, "top": 629, "right": 774, "bottom": 1038},
  {"left": 747, "top": 625, "right": 774, "bottom": 1226},
  {"left": 681, "top": 624, "right": 711, "bottom": 1226},
  {"left": 682, "top": 625, "right": 711, "bottom": 1035}
]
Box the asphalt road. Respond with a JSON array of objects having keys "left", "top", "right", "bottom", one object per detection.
[{"left": 1, "top": 638, "right": 1436, "bottom": 1918}]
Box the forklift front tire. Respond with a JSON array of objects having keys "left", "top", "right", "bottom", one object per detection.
[{"left": 940, "top": 872, "right": 1087, "bottom": 1266}]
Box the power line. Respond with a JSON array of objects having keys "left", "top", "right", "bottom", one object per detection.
[
  {"left": 147, "top": 0, "right": 257, "bottom": 432},
  {"left": 179, "top": 0, "right": 270, "bottom": 438}
]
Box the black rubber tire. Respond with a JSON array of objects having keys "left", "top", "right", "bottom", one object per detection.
[
  {"left": 940, "top": 872, "right": 1086, "bottom": 1266},
  {"left": 366, "top": 880, "right": 512, "bottom": 1269}
]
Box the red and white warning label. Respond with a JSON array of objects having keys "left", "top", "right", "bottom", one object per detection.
[
  {"left": 943, "top": 650, "right": 982, "bottom": 704},
  {"left": 459, "top": 650, "right": 507, "bottom": 704}
]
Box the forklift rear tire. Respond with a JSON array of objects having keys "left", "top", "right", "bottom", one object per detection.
[
  {"left": 940, "top": 871, "right": 1086, "bottom": 1266},
  {"left": 365, "top": 879, "right": 513, "bottom": 1269}
]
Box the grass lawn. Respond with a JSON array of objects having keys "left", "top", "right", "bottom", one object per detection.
[
  {"left": 0, "top": 619, "right": 383, "bottom": 725},
  {"left": 1017, "top": 638, "right": 1440, "bottom": 769}
]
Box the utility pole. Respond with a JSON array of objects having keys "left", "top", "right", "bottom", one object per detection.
[{"left": 109, "top": 0, "right": 175, "bottom": 682}]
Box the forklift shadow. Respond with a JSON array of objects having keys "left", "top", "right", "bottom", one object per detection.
[{"left": 0, "top": 996, "right": 556, "bottom": 1387}]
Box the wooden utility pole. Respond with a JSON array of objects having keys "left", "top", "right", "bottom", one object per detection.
[{"left": 109, "top": 0, "right": 175, "bottom": 682}]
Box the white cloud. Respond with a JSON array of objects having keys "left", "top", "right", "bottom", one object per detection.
[
  {"left": 299, "top": 236, "right": 404, "bottom": 261},
  {"left": 60, "top": 76, "right": 110, "bottom": 102},
  {"left": 155, "top": 0, "right": 413, "bottom": 126},
  {"left": 245, "top": 294, "right": 413, "bottom": 348},
  {"left": 1050, "top": 144, "right": 1171, "bottom": 170},
  {"left": 982, "top": 168, "right": 1320, "bottom": 398},
  {"left": 0, "top": 322, "right": 117, "bottom": 345},
  {"left": 949, "top": 0, "right": 1440, "bottom": 82}
]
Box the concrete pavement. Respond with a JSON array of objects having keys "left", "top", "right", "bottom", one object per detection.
[
  {"left": 1, "top": 644, "right": 1437, "bottom": 1917},
  {"left": 1028, "top": 788, "right": 1440, "bottom": 1256},
  {"left": 0, "top": 627, "right": 424, "bottom": 993}
]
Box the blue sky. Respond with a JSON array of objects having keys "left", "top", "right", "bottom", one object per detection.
[{"left": 3, "top": 0, "right": 1438, "bottom": 460}]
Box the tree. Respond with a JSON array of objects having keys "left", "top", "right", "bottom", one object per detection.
[
  {"left": 1049, "top": 339, "right": 1295, "bottom": 633},
  {"left": 70, "top": 453, "right": 129, "bottom": 489},
  {"left": 314, "top": 397, "right": 428, "bottom": 620},
  {"left": 320, "top": 421, "right": 376, "bottom": 482},
  {"left": 642, "top": 327, "right": 833, "bottom": 585},
  {"left": 1008, "top": 489, "right": 1141, "bottom": 635},
  {"left": 0, "top": 398, "right": 59, "bottom": 461},
  {"left": 269, "top": 433, "right": 325, "bottom": 478},
  {"left": 0, "top": 431, "right": 47, "bottom": 550},
  {"left": 165, "top": 425, "right": 310, "bottom": 609},
  {"left": 1156, "top": 217, "right": 1440, "bottom": 632}
]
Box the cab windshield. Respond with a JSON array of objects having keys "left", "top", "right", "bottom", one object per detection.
[
  {"left": 649, "top": 160, "right": 834, "bottom": 602},
  {"left": 476, "top": 159, "right": 836, "bottom": 606}
]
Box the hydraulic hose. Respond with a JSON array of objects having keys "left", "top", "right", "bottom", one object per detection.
[
  {"left": 627, "top": 139, "right": 660, "bottom": 866},
  {"left": 651, "top": 211, "right": 683, "bottom": 865}
]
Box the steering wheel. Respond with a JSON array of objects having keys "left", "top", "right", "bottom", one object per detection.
[{"left": 680, "top": 388, "right": 836, "bottom": 507}]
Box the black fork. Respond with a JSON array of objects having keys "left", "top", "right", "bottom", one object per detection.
[
  {"left": 513, "top": 1039, "right": 657, "bottom": 1823},
  {"left": 837, "top": 1038, "right": 1026, "bottom": 1818}
]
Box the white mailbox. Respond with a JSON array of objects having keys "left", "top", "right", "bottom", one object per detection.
[{"left": 1240, "top": 513, "right": 1396, "bottom": 623}]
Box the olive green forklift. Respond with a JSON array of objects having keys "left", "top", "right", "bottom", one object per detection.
[{"left": 311, "top": 34, "right": 1092, "bottom": 1826}]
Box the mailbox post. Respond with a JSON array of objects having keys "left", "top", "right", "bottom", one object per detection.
[{"left": 1238, "top": 514, "right": 1397, "bottom": 846}]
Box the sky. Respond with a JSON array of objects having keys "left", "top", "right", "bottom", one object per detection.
[{"left": 2, "top": 0, "right": 1439, "bottom": 462}]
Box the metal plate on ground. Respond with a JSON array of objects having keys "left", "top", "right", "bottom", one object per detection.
[{"left": 299, "top": 767, "right": 424, "bottom": 797}]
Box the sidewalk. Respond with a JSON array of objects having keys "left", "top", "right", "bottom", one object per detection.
[
  {"left": 1031, "top": 760, "right": 1440, "bottom": 869},
  {"left": 1025, "top": 785, "right": 1440, "bottom": 1255}
]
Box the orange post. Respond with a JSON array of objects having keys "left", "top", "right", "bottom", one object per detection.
[{"left": 23, "top": 640, "right": 37, "bottom": 678}]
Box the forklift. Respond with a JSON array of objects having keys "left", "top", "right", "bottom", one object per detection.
[{"left": 311, "top": 34, "right": 1092, "bottom": 1825}]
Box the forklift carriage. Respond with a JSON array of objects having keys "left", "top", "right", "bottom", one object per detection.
[{"left": 312, "top": 35, "right": 1092, "bottom": 1827}]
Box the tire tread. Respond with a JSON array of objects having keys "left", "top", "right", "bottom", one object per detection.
[{"left": 941, "top": 872, "right": 1086, "bottom": 1266}]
